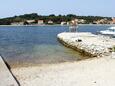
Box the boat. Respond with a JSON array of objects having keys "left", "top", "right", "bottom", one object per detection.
[{"left": 99, "top": 27, "right": 115, "bottom": 36}]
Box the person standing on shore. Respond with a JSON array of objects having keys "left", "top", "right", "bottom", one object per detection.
[{"left": 69, "top": 19, "right": 78, "bottom": 32}]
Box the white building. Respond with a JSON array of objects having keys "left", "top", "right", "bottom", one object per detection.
[
  {"left": 26, "top": 20, "right": 35, "bottom": 24},
  {"left": 48, "top": 20, "right": 53, "bottom": 24},
  {"left": 11, "top": 22, "right": 24, "bottom": 25},
  {"left": 38, "top": 20, "right": 44, "bottom": 25},
  {"left": 67, "top": 22, "right": 70, "bottom": 26},
  {"left": 78, "top": 19, "right": 86, "bottom": 24},
  {"left": 112, "top": 17, "right": 115, "bottom": 24},
  {"left": 61, "top": 22, "right": 66, "bottom": 25}
]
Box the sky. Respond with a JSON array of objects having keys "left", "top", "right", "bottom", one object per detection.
[{"left": 0, "top": 0, "right": 114, "bottom": 18}]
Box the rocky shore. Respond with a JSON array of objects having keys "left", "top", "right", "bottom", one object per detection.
[{"left": 57, "top": 32, "right": 115, "bottom": 57}]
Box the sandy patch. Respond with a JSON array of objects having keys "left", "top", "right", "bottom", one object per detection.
[{"left": 12, "top": 55, "right": 115, "bottom": 86}]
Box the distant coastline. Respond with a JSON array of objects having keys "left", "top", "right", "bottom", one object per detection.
[
  {"left": 0, "top": 24, "right": 115, "bottom": 27},
  {"left": 0, "top": 13, "right": 114, "bottom": 26}
]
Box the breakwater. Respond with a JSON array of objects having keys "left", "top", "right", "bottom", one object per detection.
[{"left": 57, "top": 32, "right": 115, "bottom": 57}]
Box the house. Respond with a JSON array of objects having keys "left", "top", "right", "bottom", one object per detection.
[
  {"left": 26, "top": 20, "right": 35, "bottom": 24},
  {"left": 71, "top": 19, "right": 78, "bottom": 25},
  {"left": 38, "top": 20, "right": 44, "bottom": 25},
  {"left": 77, "top": 19, "right": 86, "bottom": 24},
  {"left": 94, "top": 18, "right": 110, "bottom": 24},
  {"left": 61, "top": 22, "right": 66, "bottom": 25},
  {"left": 67, "top": 22, "right": 70, "bottom": 26},
  {"left": 48, "top": 20, "right": 53, "bottom": 24},
  {"left": 11, "top": 22, "right": 24, "bottom": 25},
  {"left": 112, "top": 17, "right": 115, "bottom": 24}
]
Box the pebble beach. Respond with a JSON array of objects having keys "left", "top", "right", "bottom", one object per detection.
[{"left": 12, "top": 55, "right": 115, "bottom": 86}]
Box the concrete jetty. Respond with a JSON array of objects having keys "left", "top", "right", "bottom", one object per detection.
[
  {"left": 57, "top": 32, "right": 115, "bottom": 57},
  {"left": 0, "top": 56, "right": 18, "bottom": 86}
]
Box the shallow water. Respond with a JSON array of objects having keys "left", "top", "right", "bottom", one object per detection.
[{"left": 0, "top": 25, "right": 113, "bottom": 67}]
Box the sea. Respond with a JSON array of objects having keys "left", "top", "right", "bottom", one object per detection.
[{"left": 0, "top": 25, "right": 114, "bottom": 67}]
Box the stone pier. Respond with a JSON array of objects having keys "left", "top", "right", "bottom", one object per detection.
[{"left": 57, "top": 32, "right": 115, "bottom": 57}]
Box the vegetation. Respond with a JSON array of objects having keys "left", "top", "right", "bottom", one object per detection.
[{"left": 0, "top": 13, "right": 111, "bottom": 25}]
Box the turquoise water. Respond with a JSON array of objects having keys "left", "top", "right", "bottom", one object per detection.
[{"left": 0, "top": 25, "right": 113, "bottom": 67}]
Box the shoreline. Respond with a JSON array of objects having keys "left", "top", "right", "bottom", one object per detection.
[
  {"left": 11, "top": 54, "right": 115, "bottom": 86},
  {"left": 11, "top": 54, "right": 108, "bottom": 69},
  {"left": 11, "top": 55, "right": 95, "bottom": 69},
  {"left": 0, "top": 24, "right": 115, "bottom": 27}
]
